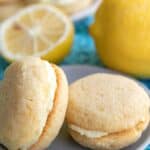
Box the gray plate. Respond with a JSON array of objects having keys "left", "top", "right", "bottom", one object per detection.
[{"left": 50, "top": 65, "right": 150, "bottom": 150}]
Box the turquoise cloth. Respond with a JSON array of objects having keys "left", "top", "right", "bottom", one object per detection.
[
  {"left": 62, "top": 17, "right": 101, "bottom": 66},
  {"left": 0, "top": 17, "right": 149, "bottom": 149}
]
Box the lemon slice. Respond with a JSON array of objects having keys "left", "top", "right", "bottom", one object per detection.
[{"left": 0, "top": 4, "right": 74, "bottom": 62}]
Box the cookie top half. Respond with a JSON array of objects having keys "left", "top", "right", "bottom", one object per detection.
[
  {"left": 0, "top": 57, "right": 57, "bottom": 149},
  {"left": 67, "top": 73, "right": 150, "bottom": 133}
]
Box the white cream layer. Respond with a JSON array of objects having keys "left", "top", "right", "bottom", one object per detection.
[{"left": 69, "top": 124, "right": 108, "bottom": 138}]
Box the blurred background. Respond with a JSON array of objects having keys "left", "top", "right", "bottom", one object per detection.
[
  {"left": 0, "top": 0, "right": 150, "bottom": 89},
  {"left": 0, "top": 0, "right": 99, "bottom": 76}
]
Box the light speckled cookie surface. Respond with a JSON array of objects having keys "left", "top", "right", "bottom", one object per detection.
[
  {"left": 0, "top": 57, "right": 56, "bottom": 149},
  {"left": 67, "top": 73, "right": 150, "bottom": 133},
  {"left": 30, "top": 64, "right": 68, "bottom": 150},
  {"left": 0, "top": 57, "right": 68, "bottom": 150}
]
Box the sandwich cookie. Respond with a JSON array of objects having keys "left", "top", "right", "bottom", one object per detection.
[
  {"left": 67, "top": 73, "right": 150, "bottom": 150},
  {"left": 0, "top": 57, "right": 68, "bottom": 150}
]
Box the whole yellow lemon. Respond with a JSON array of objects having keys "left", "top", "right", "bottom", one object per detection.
[{"left": 91, "top": 0, "right": 150, "bottom": 78}]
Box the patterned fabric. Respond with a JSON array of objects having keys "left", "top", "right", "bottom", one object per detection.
[
  {"left": 62, "top": 17, "right": 101, "bottom": 66},
  {"left": 0, "top": 16, "right": 149, "bottom": 149}
]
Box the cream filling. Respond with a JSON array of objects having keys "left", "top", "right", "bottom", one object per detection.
[
  {"left": 69, "top": 125, "right": 108, "bottom": 138},
  {"left": 44, "top": 62, "right": 57, "bottom": 113}
]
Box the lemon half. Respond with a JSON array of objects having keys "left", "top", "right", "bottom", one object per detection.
[{"left": 0, "top": 4, "right": 74, "bottom": 63}]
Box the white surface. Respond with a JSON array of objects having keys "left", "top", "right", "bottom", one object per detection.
[
  {"left": 49, "top": 65, "right": 150, "bottom": 150},
  {"left": 71, "top": 0, "right": 101, "bottom": 21}
]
